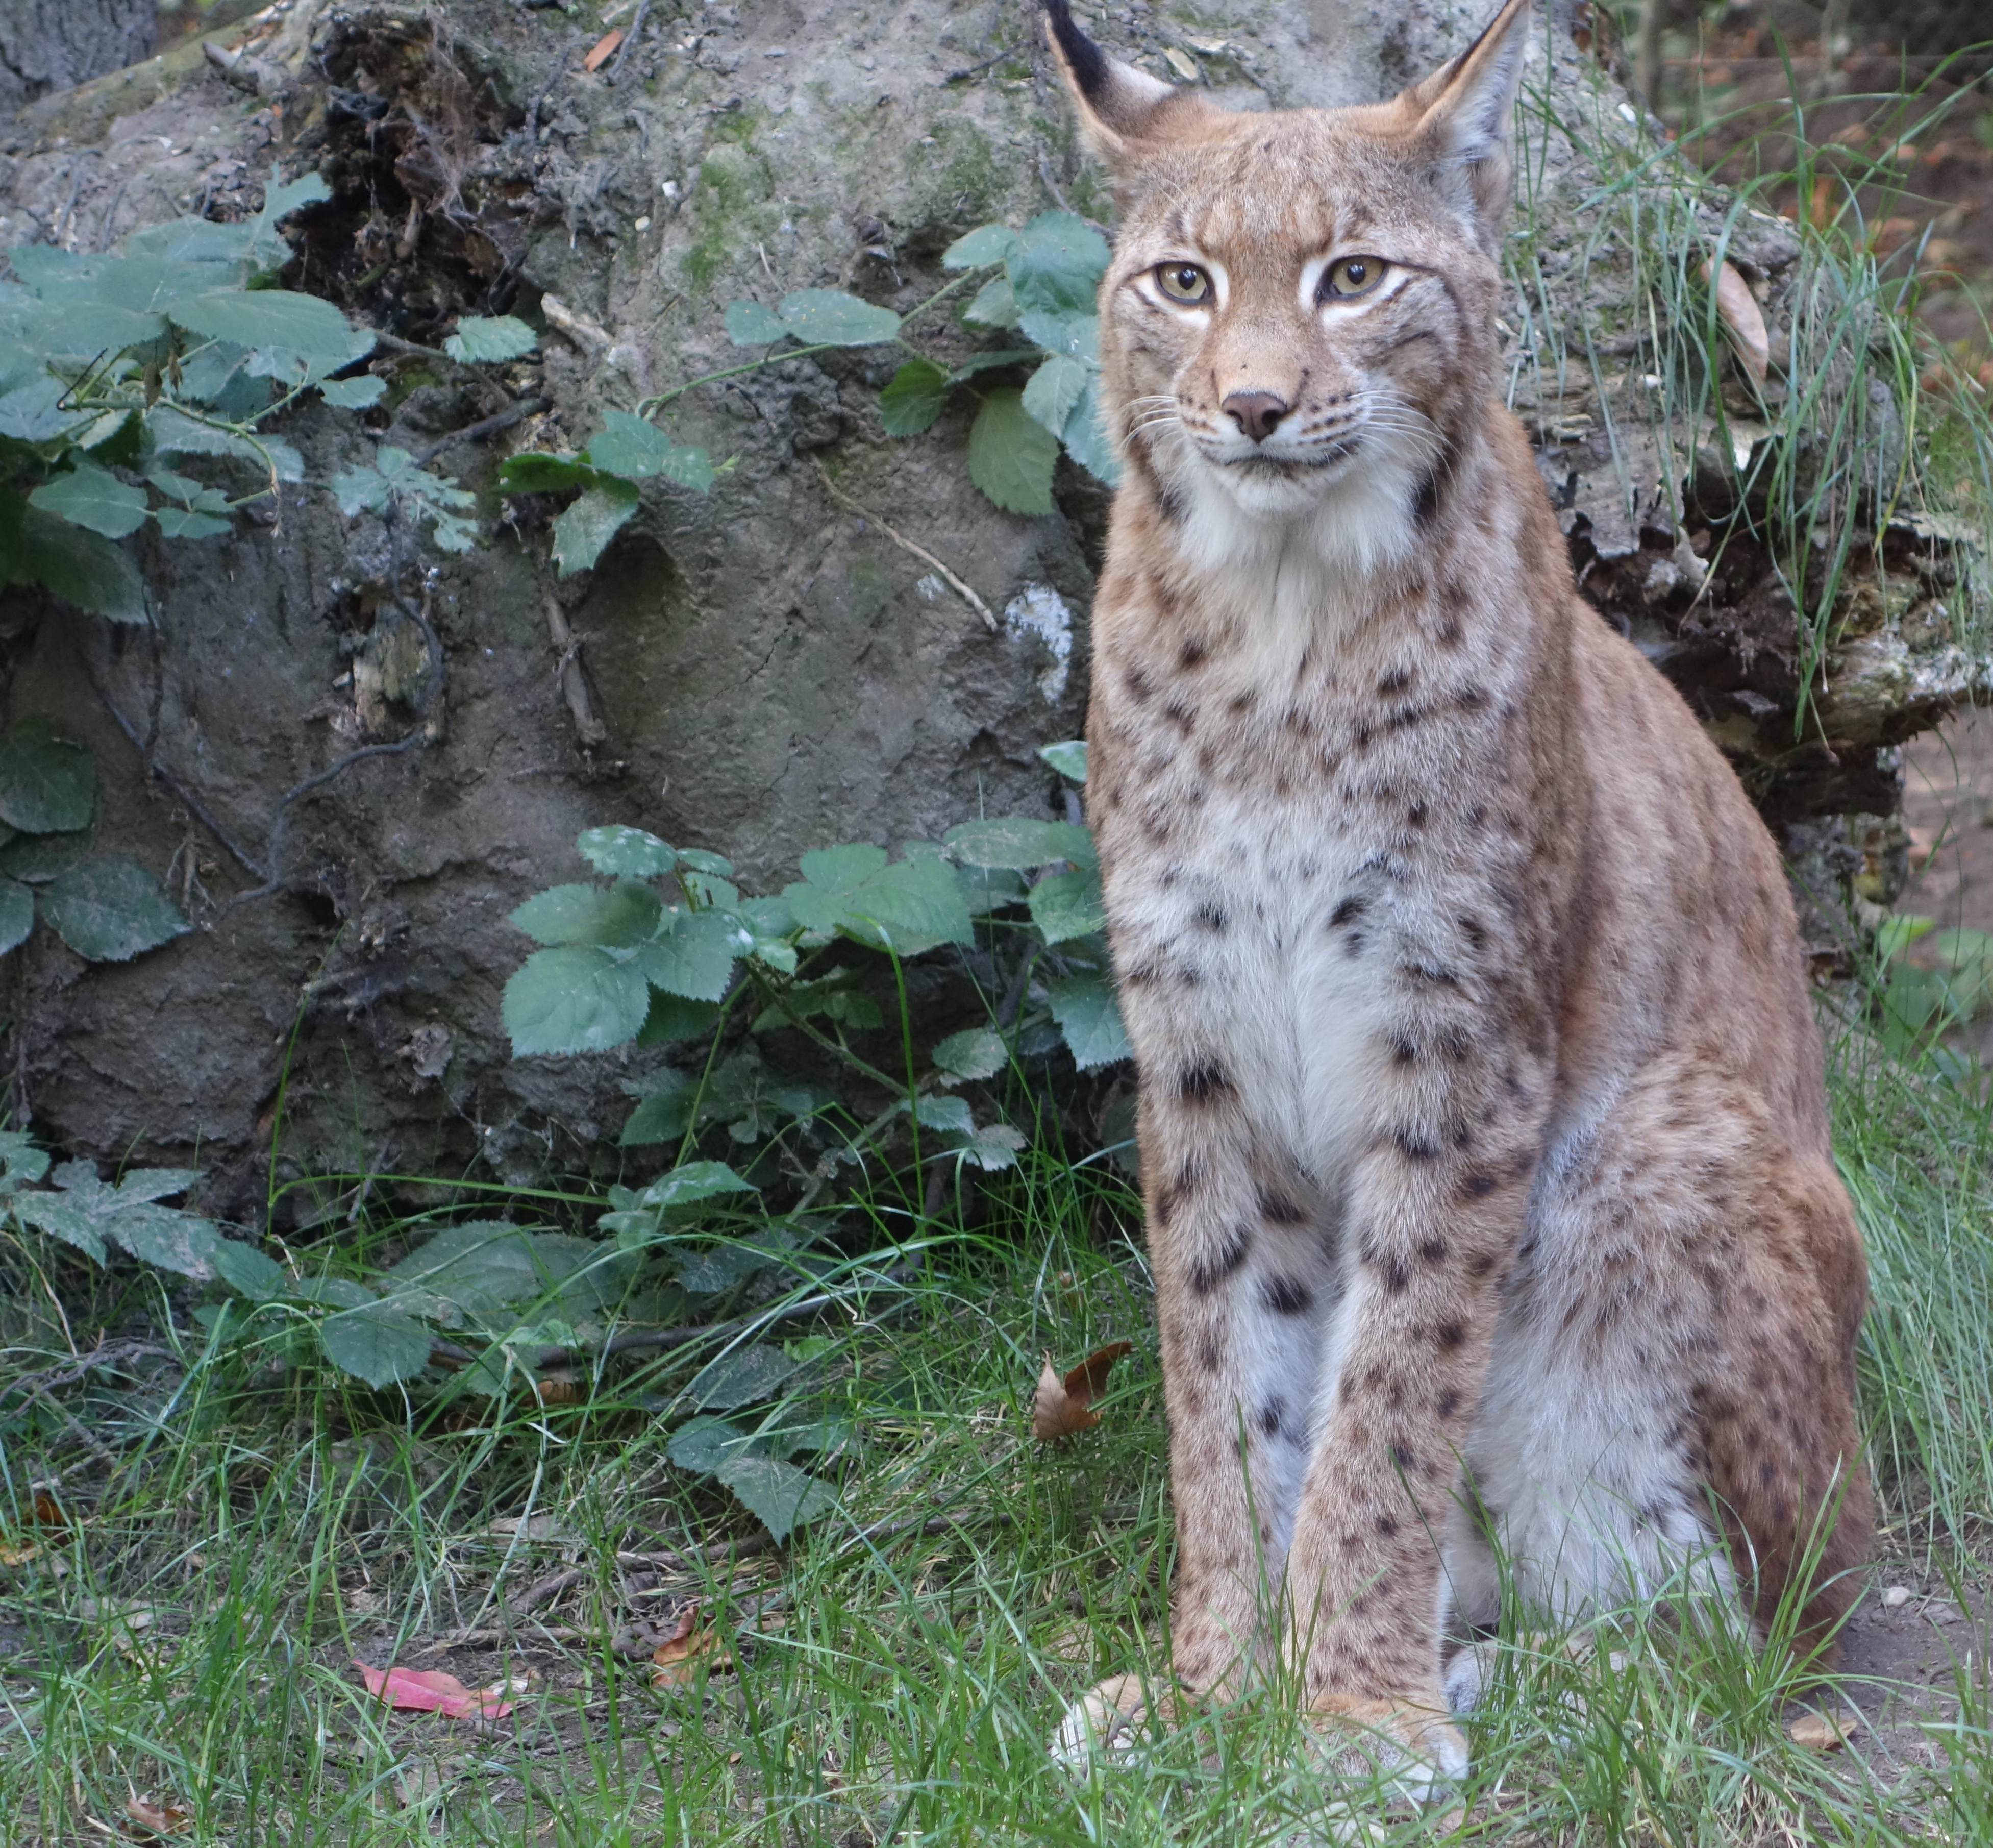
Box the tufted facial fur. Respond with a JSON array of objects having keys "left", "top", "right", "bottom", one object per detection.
[{"left": 1043, "top": 0, "right": 1872, "bottom": 1804}]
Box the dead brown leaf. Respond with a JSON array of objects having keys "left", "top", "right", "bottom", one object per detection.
[
  {"left": 534, "top": 1373, "right": 583, "bottom": 1405},
  {"left": 583, "top": 29, "right": 624, "bottom": 71},
  {"left": 651, "top": 1604, "right": 730, "bottom": 1687},
  {"left": 1788, "top": 1706, "right": 1860, "bottom": 1752},
  {"left": 1702, "top": 259, "right": 1769, "bottom": 386},
  {"left": 121, "top": 1795, "right": 191, "bottom": 1837},
  {"left": 1032, "top": 1341, "right": 1133, "bottom": 1442}
]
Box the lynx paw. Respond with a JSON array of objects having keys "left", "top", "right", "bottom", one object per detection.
[
  {"left": 1307, "top": 1693, "right": 1468, "bottom": 1804},
  {"left": 1049, "top": 1674, "right": 1155, "bottom": 1770}
]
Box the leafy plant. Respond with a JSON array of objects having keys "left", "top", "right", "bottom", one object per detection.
[
  {"left": 0, "top": 715, "right": 187, "bottom": 964},
  {"left": 497, "top": 210, "right": 1118, "bottom": 573}
]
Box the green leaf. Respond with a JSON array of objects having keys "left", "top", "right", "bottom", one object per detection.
[
  {"left": 957, "top": 1121, "right": 1028, "bottom": 1171},
  {"left": 943, "top": 817, "right": 1094, "bottom": 870},
  {"left": 932, "top": 1026, "right": 1007, "bottom": 1082},
  {"left": 667, "top": 1415, "right": 750, "bottom": 1473},
  {"left": 964, "top": 275, "right": 1020, "bottom": 329},
  {"left": 879, "top": 359, "right": 950, "bottom": 437},
  {"left": 212, "top": 1239, "right": 287, "bottom": 1300},
  {"left": 618, "top": 1082, "right": 695, "bottom": 1146},
  {"left": 713, "top": 1455, "right": 836, "bottom": 1541},
  {"left": 637, "top": 990, "right": 722, "bottom": 1047},
  {"left": 504, "top": 945, "right": 651, "bottom": 1055},
  {"left": 690, "top": 1343, "right": 798, "bottom": 1411},
  {"left": 0, "top": 878, "right": 32, "bottom": 954},
  {"left": 152, "top": 506, "right": 230, "bottom": 539},
  {"left": 1038, "top": 739, "right": 1088, "bottom": 781},
  {"left": 12, "top": 1162, "right": 218, "bottom": 1277},
  {"left": 584, "top": 411, "right": 715, "bottom": 492},
  {"left": 1021, "top": 354, "right": 1088, "bottom": 439},
  {"left": 909, "top": 1093, "right": 975, "bottom": 1135},
  {"left": 11, "top": 506, "right": 146, "bottom": 621},
  {"left": 1047, "top": 972, "right": 1132, "bottom": 1070},
  {"left": 678, "top": 848, "right": 737, "bottom": 878},
  {"left": 777, "top": 288, "right": 900, "bottom": 346},
  {"left": 27, "top": 463, "right": 149, "bottom": 540},
  {"left": 39, "top": 860, "right": 190, "bottom": 962},
  {"left": 1061, "top": 375, "right": 1121, "bottom": 485},
  {"left": 724, "top": 299, "right": 788, "bottom": 344},
  {"left": 510, "top": 879, "right": 662, "bottom": 948},
  {"left": 551, "top": 480, "right": 640, "bottom": 577},
  {"left": 943, "top": 223, "right": 1019, "bottom": 269},
  {"left": 967, "top": 388, "right": 1058, "bottom": 516},
  {"left": 497, "top": 452, "right": 596, "bottom": 495},
  {"left": 1006, "top": 211, "right": 1110, "bottom": 316},
  {"left": 783, "top": 848, "right": 974, "bottom": 950},
  {"left": 318, "top": 1303, "right": 434, "bottom": 1388},
  {"left": 0, "top": 829, "right": 87, "bottom": 884},
  {"left": 0, "top": 373, "right": 85, "bottom": 442},
  {"left": 640, "top": 1161, "right": 757, "bottom": 1212},
  {"left": 386, "top": 1222, "right": 602, "bottom": 1315},
  {"left": 0, "top": 717, "right": 94, "bottom": 834},
  {"left": 636, "top": 908, "right": 751, "bottom": 1001},
  {"left": 1018, "top": 309, "right": 1099, "bottom": 363},
  {"left": 444, "top": 314, "right": 539, "bottom": 362},
  {"left": 167, "top": 288, "right": 373, "bottom": 362},
  {"left": 1029, "top": 867, "right": 1107, "bottom": 944},
  {"left": 317, "top": 374, "right": 386, "bottom": 409},
  {"left": 577, "top": 824, "right": 677, "bottom": 877},
  {"left": 0, "top": 1131, "right": 51, "bottom": 1196}
]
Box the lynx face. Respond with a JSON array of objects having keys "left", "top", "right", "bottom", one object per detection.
[{"left": 1057, "top": 9, "right": 1529, "bottom": 568}]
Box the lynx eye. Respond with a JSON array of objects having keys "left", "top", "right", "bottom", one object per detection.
[
  {"left": 1154, "top": 262, "right": 1212, "bottom": 305},
  {"left": 1323, "top": 257, "right": 1388, "bottom": 300}
]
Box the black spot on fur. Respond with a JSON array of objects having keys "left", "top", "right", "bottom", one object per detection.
[
  {"left": 1179, "top": 1062, "right": 1232, "bottom": 1104},
  {"left": 1393, "top": 1129, "right": 1440, "bottom": 1162},
  {"left": 1435, "top": 1321, "right": 1466, "bottom": 1351},
  {"left": 1437, "top": 1389, "right": 1461, "bottom": 1418},
  {"left": 1377, "top": 666, "right": 1413, "bottom": 696},
  {"left": 1179, "top": 639, "right": 1208, "bottom": 670},
  {"left": 1330, "top": 894, "right": 1366, "bottom": 928},
  {"left": 1188, "top": 1223, "right": 1252, "bottom": 1294},
  {"left": 1193, "top": 904, "right": 1227, "bottom": 933},
  {"left": 1462, "top": 1172, "right": 1497, "bottom": 1199},
  {"left": 1260, "top": 1397, "right": 1285, "bottom": 1437},
  {"left": 1262, "top": 1274, "right": 1313, "bottom": 1316}
]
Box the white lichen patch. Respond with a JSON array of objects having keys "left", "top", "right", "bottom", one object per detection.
[{"left": 1004, "top": 583, "right": 1073, "bottom": 704}]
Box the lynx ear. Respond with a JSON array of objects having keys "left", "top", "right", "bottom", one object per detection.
[
  {"left": 1043, "top": 0, "right": 1178, "bottom": 166},
  {"left": 1400, "top": 0, "right": 1532, "bottom": 249}
]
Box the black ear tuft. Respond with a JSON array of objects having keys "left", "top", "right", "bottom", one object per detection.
[{"left": 1044, "top": 0, "right": 1110, "bottom": 103}]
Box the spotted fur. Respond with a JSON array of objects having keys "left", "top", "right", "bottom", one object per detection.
[{"left": 1043, "top": 0, "right": 1870, "bottom": 1782}]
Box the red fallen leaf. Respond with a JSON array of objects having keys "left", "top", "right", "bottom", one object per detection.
[
  {"left": 122, "top": 1794, "right": 191, "bottom": 1837},
  {"left": 355, "top": 1661, "right": 516, "bottom": 1719},
  {"left": 1032, "top": 1341, "right": 1133, "bottom": 1442},
  {"left": 583, "top": 29, "right": 624, "bottom": 71},
  {"left": 652, "top": 1603, "right": 730, "bottom": 1688},
  {"left": 1701, "top": 259, "right": 1769, "bottom": 386}
]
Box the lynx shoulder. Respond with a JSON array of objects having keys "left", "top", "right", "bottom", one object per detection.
[{"left": 1041, "top": 0, "right": 1871, "bottom": 1793}]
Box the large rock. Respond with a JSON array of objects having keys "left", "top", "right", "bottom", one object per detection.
[
  {"left": 0, "top": 0, "right": 1982, "bottom": 1218},
  {"left": 0, "top": 0, "right": 154, "bottom": 120}
]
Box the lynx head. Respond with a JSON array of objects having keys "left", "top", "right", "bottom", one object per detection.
[{"left": 1045, "top": 0, "right": 1531, "bottom": 576}]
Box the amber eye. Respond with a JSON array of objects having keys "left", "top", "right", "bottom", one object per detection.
[
  {"left": 1154, "top": 262, "right": 1212, "bottom": 305},
  {"left": 1323, "top": 256, "right": 1388, "bottom": 299}
]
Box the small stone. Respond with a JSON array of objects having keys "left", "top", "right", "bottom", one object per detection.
[
  {"left": 1880, "top": 1585, "right": 1911, "bottom": 1608},
  {"left": 1789, "top": 1707, "right": 1860, "bottom": 1752},
  {"left": 1929, "top": 1603, "right": 1963, "bottom": 1625},
  {"left": 634, "top": 215, "right": 651, "bottom": 231}
]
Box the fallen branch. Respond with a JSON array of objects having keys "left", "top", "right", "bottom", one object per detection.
[
  {"left": 812, "top": 459, "right": 995, "bottom": 632},
  {"left": 542, "top": 594, "right": 608, "bottom": 748},
  {"left": 411, "top": 397, "right": 549, "bottom": 468}
]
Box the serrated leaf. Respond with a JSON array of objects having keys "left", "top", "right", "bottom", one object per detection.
[
  {"left": 943, "top": 817, "right": 1094, "bottom": 870},
  {"left": 1021, "top": 354, "right": 1088, "bottom": 439},
  {"left": 551, "top": 480, "right": 640, "bottom": 576},
  {"left": 41, "top": 860, "right": 187, "bottom": 962},
  {"left": 714, "top": 1455, "right": 836, "bottom": 1542},
  {"left": 212, "top": 1239, "right": 287, "bottom": 1300},
  {"left": 958, "top": 1122, "right": 1027, "bottom": 1171},
  {"left": 943, "top": 223, "right": 1019, "bottom": 269},
  {"left": 1061, "top": 375, "right": 1121, "bottom": 485},
  {"left": 667, "top": 1415, "right": 749, "bottom": 1474},
  {"left": 783, "top": 849, "right": 973, "bottom": 950},
  {"left": 12, "top": 1163, "right": 217, "bottom": 1277},
  {"left": 639, "top": 1161, "right": 757, "bottom": 1212},
  {"left": 690, "top": 1344, "right": 798, "bottom": 1411},
  {"left": 584, "top": 411, "right": 714, "bottom": 492},
  {"left": 724, "top": 299, "right": 788, "bottom": 344},
  {"left": 1047, "top": 972, "right": 1132, "bottom": 1070},
  {"left": 497, "top": 452, "right": 596, "bottom": 495},
  {"left": 0, "top": 829, "right": 87, "bottom": 884},
  {"left": 618, "top": 1085, "right": 695, "bottom": 1146},
  {"left": 778, "top": 288, "right": 900, "bottom": 346},
  {"left": 12, "top": 506, "right": 146, "bottom": 620},
  {"left": 167, "top": 288, "right": 373, "bottom": 362},
  {"left": 0, "top": 717, "right": 94, "bottom": 834},
  {"left": 444, "top": 314, "right": 538, "bottom": 362},
  {"left": 27, "top": 464, "right": 149, "bottom": 541},
  {"left": 0, "top": 373, "right": 84, "bottom": 442},
  {"left": 1007, "top": 211, "right": 1110, "bottom": 316},
  {"left": 637, "top": 990, "right": 722, "bottom": 1047},
  {"left": 964, "top": 274, "right": 1020, "bottom": 328},
  {"left": 1017, "top": 309, "right": 1099, "bottom": 363},
  {"left": 152, "top": 506, "right": 230, "bottom": 539},
  {"left": 1029, "top": 867, "right": 1106, "bottom": 943},
  {"left": 879, "top": 359, "right": 950, "bottom": 437},
  {"left": 932, "top": 1026, "right": 1007, "bottom": 1082},
  {"left": 102, "top": 1197, "right": 221, "bottom": 1277},
  {"left": 0, "top": 878, "right": 32, "bottom": 954},
  {"left": 0, "top": 1131, "right": 51, "bottom": 1195},
  {"left": 909, "top": 1093, "right": 974, "bottom": 1135},
  {"left": 510, "top": 880, "right": 662, "bottom": 948},
  {"left": 317, "top": 374, "right": 386, "bottom": 409},
  {"left": 504, "top": 945, "right": 651, "bottom": 1055},
  {"left": 678, "top": 848, "right": 736, "bottom": 877},
  {"left": 386, "top": 1222, "right": 600, "bottom": 1315},
  {"left": 577, "top": 824, "right": 677, "bottom": 877},
  {"left": 319, "top": 1304, "right": 434, "bottom": 1388},
  {"left": 1038, "top": 739, "right": 1088, "bottom": 781},
  {"left": 968, "top": 388, "right": 1058, "bottom": 516},
  {"left": 636, "top": 908, "right": 749, "bottom": 1002}
]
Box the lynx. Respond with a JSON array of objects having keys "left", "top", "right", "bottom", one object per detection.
[{"left": 1042, "top": 0, "right": 1871, "bottom": 1789}]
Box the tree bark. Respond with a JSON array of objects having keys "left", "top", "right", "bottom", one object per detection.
[{"left": 0, "top": 0, "right": 154, "bottom": 119}]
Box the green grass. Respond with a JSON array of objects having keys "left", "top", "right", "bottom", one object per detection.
[{"left": 2, "top": 1020, "right": 1990, "bottom": 1847}]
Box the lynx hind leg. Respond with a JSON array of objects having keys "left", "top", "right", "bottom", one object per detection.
[
  {"left": 1049, "top": 1674, "right": 1163, "bottom": 1770},
  {"left": 1307, "top": 1694, "right": 1468, "bottom": 1802}
]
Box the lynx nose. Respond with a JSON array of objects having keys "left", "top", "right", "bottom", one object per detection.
[{"left": 1220, "top": 390, "right": 1290, "bottom": 444}]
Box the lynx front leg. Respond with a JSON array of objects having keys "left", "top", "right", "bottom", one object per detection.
[{"left": 1282, "top": 1109, "right": 1540, "bottom": 1788}]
